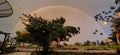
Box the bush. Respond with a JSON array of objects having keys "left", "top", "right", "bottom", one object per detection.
[{"left": 74, "top": 42, "right": 81, "bottom": 46}]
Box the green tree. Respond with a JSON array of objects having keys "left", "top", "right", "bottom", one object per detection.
[
  {"left": 115, "top": 0, "right": 120, "bottom": 4},
  {"left": 91, "top": 41, "right": 96, "bottom": 46},
  {"left": 15, "top": 30, "right": 34, "bottom": 46},
  {"left": 109, "top": 31, "right": 117, "bottom": 43},
  {"left": 21, "top": 14, "right": 80, "bottom": 53},
  {"left": 100, "top": 40, "right": 105, "bottom": 45},
  {"left": 94, "top": 0, "right": 120, "bottom": 45},
  {"left": 74, "top": 42, "right": 81, "bottom": 46},
  {"left": 84, "top": 40, "right": 91, "bottom": 46},
  {"left": 96, "top": 40, "right": 100, "bottom": 45},
  {"left": 110, "top": 18, "right": 120, "bottom": 45},
  {"left": 110, "top": 0, "right": 120, "bottom": 45}
]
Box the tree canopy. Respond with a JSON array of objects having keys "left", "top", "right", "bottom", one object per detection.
[
  {"left": 15, "top": 30, "right": 33, "bottom": 43},
  {"left": 20, "top": 14, "right": 80, "bottom": 52},
  {"left": 94, "top": 0, "right": 120, "bottom": 45}
]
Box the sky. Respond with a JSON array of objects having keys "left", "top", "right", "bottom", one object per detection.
[{"left": 0, "top": 0, "right": 116, "bottom": 44}]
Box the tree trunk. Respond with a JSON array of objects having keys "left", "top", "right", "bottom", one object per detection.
[
  {"left": 116, "top": 32, "right": 119, "bottom": 44},
  {"left": 42, "top": 44, "right": 51, "bottom": 55},
  {"left": 57, "top": 37, "right": 60, "bottom": 45},
  {"left": 116, "top": 28, "right": 120, "bottom": 45},
  {"left": 42, "top": 41, "right": 51, "bottom": 53},
  {"left": 56, "top": 37, "right": 61, "bottom": 48}
]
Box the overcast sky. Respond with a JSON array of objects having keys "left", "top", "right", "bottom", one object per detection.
[{"left": 0, "top": 0, "right": 116, "bottom": 44}]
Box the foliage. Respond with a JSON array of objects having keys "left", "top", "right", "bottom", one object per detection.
[
  {"left": 15, "top": 30, "right": 34, "bottom": 43},
  {"left": 64, "top": 43, "right": 119, "bottom": 50},
  {"left": 96, "top": 40, "right": 100, "bottom": 44},
  {"left": 100, "top": 40, "right": 105, "bottom": 45},
  {"left": 115, "top": 0, "right": 120, "bottom": 4},
  {"left": 83, "top": 40, "right": 91, "bottom": 46},
  {"left": 110, "top": 18, "right": 120, "bottom": 45},
  {"left": 109, "top": 31, "right": 117, "bottom": 43},
  {"left": 91, "top": 41, "right": 96, "bottom": 46},
  {"left": 94, "top": 0, "right": 120, "bottom": 45},
  {"left": 63, "top": 42, "right": 68, "bottom": 46},
  {"left": 74, "top": 42, "right": 81, "bottom": 46},
  {"left": 111, "top": 18, "right": 120, "bottom": 29},
  {"left": 21, "top": 14, "right": 80, "bottom": 52}
]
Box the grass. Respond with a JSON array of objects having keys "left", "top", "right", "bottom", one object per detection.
[
  {"left": 63, "top": 44, "right": 120, "bottom": 50},
  {"left": 1, "top": 44, "right": 120, "bottom": 55}
]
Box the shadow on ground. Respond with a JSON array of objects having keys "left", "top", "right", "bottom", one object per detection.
[{"left": 31, "top": 51, "right": 120, "bottom": 55}]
